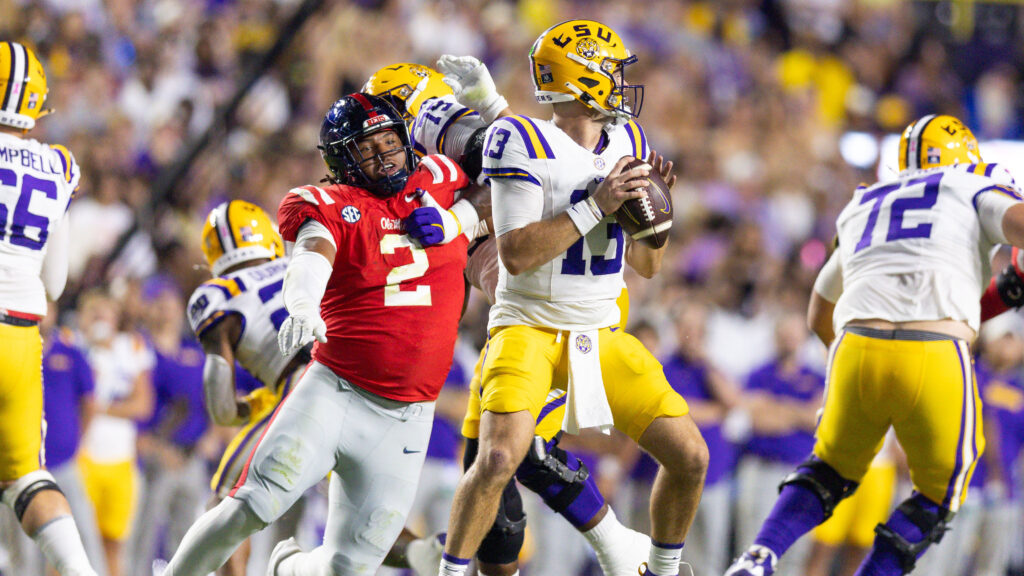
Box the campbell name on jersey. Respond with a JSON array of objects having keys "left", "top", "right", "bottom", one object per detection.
[
  {"left": 411, "top": 94, "right": 485, "bottom": 159},
  {"left": 834, "top": 162, "right": 1021, "bottom": 332},
  {"left": 0, "top": 132, "right": 79, "bottom": 316},
  {"left": 482, "top": 114, "right": 650, "bottom": 330},
  {"left": 277, "top": 155, "right": 470, "bottom": 402},
  {"left": 188, "top": 258, "right": 295, "bottom": 390}
]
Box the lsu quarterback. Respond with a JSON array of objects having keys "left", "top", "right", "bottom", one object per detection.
[
  {"left": 0, "top": 41, "right": 99, "bottom": 576},
  {"left": 365, "top": 60, "right": 655, "bottom": 576},
  {"left": 724, "top": 115, "right": 1024, "bottom": 576},
  {"left": 437, "top": 20, "right": 709, "bottom": 576}
]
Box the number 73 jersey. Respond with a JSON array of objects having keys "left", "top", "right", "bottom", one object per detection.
[
  {"left": 834, "top": 163, "right": 1022, "bottom": 332},
  {"left": 277, "top": 154, "right": 470, "bottom": 402}
]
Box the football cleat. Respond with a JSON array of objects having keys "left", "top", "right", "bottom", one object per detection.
[
  {"left": 201, "top": 200, "right": 285, "bottom": 276},
  {"left": 363, "top": 63, "right": 452, "bottom": 123},
  {"left": 723, "top": 545, "right": 777, "bottom": 576},
  {"left": 898, "top": 114, "right": 980, "bottom": 172},
  {"left": 530, "top": 19, "right": 644, "bottom": 121},
  {"left": 267, "top": 537, "right": 303, "bottom": 576},
  {"left": 0, "top": 42, "right": 50, "bottom": 130},
  {"left": 595, "top": 527, "right": 651, "bottom": 576},
  {"left": 406, "top": 531, "right": 445, "bottom": 576}
]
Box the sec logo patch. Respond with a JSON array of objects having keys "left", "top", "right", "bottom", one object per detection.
[{"left": 341, "top": 205, "right": 361, "bottom": 224}]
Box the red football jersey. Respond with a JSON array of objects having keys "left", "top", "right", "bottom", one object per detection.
[{"left": 278, "top": 155, "right": 470, "bottom": 402}]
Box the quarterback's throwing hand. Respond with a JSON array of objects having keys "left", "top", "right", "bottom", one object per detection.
[
  {"left": 277, "top": 314, "right": 327, "bottom": 356},
  {"left": 436, "top": 54, "right": 508, "bottom": 123}
]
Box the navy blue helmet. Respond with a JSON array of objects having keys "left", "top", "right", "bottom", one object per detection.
[{"left": 318, "top": 93, "right": 417, "bottom": 197}]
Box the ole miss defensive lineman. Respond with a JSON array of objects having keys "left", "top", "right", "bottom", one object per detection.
[{"left": 161, "top": 93, "right": 476, "bottom": 576}]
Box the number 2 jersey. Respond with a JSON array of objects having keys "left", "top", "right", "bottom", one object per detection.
[
  {"left": 277, "top": 155, "right": 470, "bottom": 402},
  {"left": 482, "top": 115, "right": 650, "bottom": 331},
  {"left": 187, "top": 258, "right": 296, "bottom": 390},
  {"left": 833, "top": 162, "right": 1022, "bottom": 332},
  {"left": 0, "top": 133, "right": 78, "bottom": 317}
]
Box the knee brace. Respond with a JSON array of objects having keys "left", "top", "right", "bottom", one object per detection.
[
  {"left": 477, "top": 478, "right": 527, "bottom": 565},
  {"left": 516, "top": 434, "right": 590, "bottom": 513},
  {"left": 1, "top": 470, "right": 64, "bottom": 522},
  {"left": 874, "top": 494, "right": 951, "bottom": 573},
  {"left": 778, "top": 456, "right": 857, "bottom": 520}
]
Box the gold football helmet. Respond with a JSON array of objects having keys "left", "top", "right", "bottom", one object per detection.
[
  {"left": 898, "top": 114, "right": 980, "bottom": 171},
  {"left": 0, "top": 42, "right": 49, "bottom": 130},
  {"left": 201, "top": 200, "right": 284, "bottom": 276},
  {"left": 363, "top": 63, "right": 453, "bottom": 122},
  {"left": 529, "top": 19, "right": 643, "bottom": 120}
]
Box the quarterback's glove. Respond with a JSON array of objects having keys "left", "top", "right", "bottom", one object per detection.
[
  {"left": 277, "top": 313, "right": 327, "bottom": 357},
  {"left": 405, "top": 189, "right": 480, "bottom": 246},
  {"left": 436, "top": 55, "right": 508, "bottom": 124}
]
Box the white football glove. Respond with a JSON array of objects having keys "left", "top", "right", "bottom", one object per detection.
[
  {"left": 436, "top": 54, "right": 509, "bottom": 124},
  {"left": 277, "top": 313, "right": 327, "bottom": 356}
]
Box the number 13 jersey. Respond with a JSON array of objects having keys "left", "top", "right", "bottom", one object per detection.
[
  {"left": 482, "top": 115, "right": 650, "bottom": 331},
  {"left": 0, "top": 133, "right": 79, "bottom": 316},
  {"left": 277, "top": 155, "right": 469, "bottom": 402},
  {"left": 834, "top": 163, "right": 1022, "bottom": 332}
]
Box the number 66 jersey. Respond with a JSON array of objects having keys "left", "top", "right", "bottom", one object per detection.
[
  {"left": 833, "top": 162, "right": 1022, "bottom": 333},
  {"left": 0, "top": 133, "right": 78, "bottom": 317},
  {"left": 277, "top": 154, "right": 469, "bottom": 403}
]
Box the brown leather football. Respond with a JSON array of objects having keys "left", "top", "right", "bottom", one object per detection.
[{"left": 613, "top": 158, "right": 673, "bottom": 248}]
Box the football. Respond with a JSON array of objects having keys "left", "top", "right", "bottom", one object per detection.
[{"left": 614, "top": 158, "right": 674, "bottom": 249}]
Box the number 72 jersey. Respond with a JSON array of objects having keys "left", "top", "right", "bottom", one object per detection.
[
  {"left": 834, "top": 162, "right": 1022, "bottom": 332},
  {"left": 277, "top": 155, "right": 470, "bottom": 403}
]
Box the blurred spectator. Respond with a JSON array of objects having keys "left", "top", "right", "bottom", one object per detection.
[
  {"left": 76, "top": 289, "right": 154, "bottom": 576},
  {"left": 733, "top": 311, "right": 825, "bottom": 575},
  {"left": 127, "top": 276, "right": 211, "bottom": 574}
]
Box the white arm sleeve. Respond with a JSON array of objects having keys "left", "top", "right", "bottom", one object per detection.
[
  {"left": 491, "top": 177, "right": 544, "bottom": 237},
  {"left": 283, "top": 221, "right": 334, "bottom": 318},
  {"left": 41, "top": 217, "right": 70, "bottom": 301},
  {"left": 978, "top": 191, "right": 1020, "bottom": 244},
  {"left": 813, "top": 251, "right": 843, "bottom": 303},
  {"left": 203, "top": 353, "right": 242, "bottom": 426}
]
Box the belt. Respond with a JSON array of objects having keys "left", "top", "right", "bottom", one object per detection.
[
  {"left": 844, "top": 325, "right": 959, "bottom": 342},
  {"left": 0, "top": 310, "right": 40, "bottom": 327}
]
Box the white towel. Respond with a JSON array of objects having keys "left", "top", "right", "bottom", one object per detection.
[{"left": 562, "top": 330, "right": 614, "bottom": 435}]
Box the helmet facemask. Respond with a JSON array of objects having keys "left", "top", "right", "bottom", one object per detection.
[{"left": 321, "top": 127, "right": 415, "bottom": 198}]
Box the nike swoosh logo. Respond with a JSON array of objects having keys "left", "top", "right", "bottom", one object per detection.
[
  {"left": 402, "top": 447, "right": 422, "bottom": 454},
  {"left": 404, "top": 194, "right": 419, "bottom": 202}
]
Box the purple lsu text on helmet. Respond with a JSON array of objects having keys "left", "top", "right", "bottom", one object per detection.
[{"left": 318, "top": 93, "right": 417, "bottom": 197}]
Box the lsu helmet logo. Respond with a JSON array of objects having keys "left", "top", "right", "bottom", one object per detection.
[{"left": 576, "top": 38, "right": 600, "bottom": 60}]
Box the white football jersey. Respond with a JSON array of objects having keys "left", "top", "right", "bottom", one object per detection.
[
  {"left": 82, "top": 332, "right": 154, "bottom": 463},
  {"left": 410, "top": 94, "right": 486, "bottom": 159},
  {"left": 833, "top": 162, "right": 1021, "bottom": 332},
  {"left": 187, "top": 258, "right": 298, "bottom": 390},
  {"left": 482, "top": 115, "right": 651, "bottom": 330},
  {"left": 0, "top": 132, "right": 79, "bottom": 316}
]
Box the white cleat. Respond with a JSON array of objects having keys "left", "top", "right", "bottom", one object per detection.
[
  {"left": 595, "top": 527, "right": 651, "bottom": 576},
  {"left": 267, "top": 537, "right": 303, "bottom": 576},
  {"left": 151, "top": 559, "right": 168, "bottom": 576},
  {"left": 723, "top": 545, "right": 778, "bottom": 576},
  {"left": 407, "top": 532, "right": 445, "bottom": 576}
]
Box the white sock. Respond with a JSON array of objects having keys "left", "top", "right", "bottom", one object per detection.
[
  {"left": 647, "top": 541, "right": 683, "bottom": 576},
  {"left": 32, "top": 515, "right": 98, "bottom": 576},
  {"left": 439, "top": 553, "right": 470, "bottom": 576},
  {"left": 582, "top": 507, "right": 628, "bottom": 549},
  {"left": 163, "top": 497, "right": 265, "bottom": 576}
]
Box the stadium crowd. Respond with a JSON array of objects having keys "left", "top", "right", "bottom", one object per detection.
[{"left": 2, "top": 0, "right": 1024, "bottom": 574}]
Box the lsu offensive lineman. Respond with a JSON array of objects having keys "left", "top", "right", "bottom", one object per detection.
[
  {"left": 725, "top": 115, "right": 1024, "bottom": 576},
  {"left": 438, "top": 20, "right": 709, "bottom": 576},
  {"left": 366, "top": 60, "right": 654, "bottom": 576},
  {"left": 0, "top": 41, "right": 99, "bottom": 576}
]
